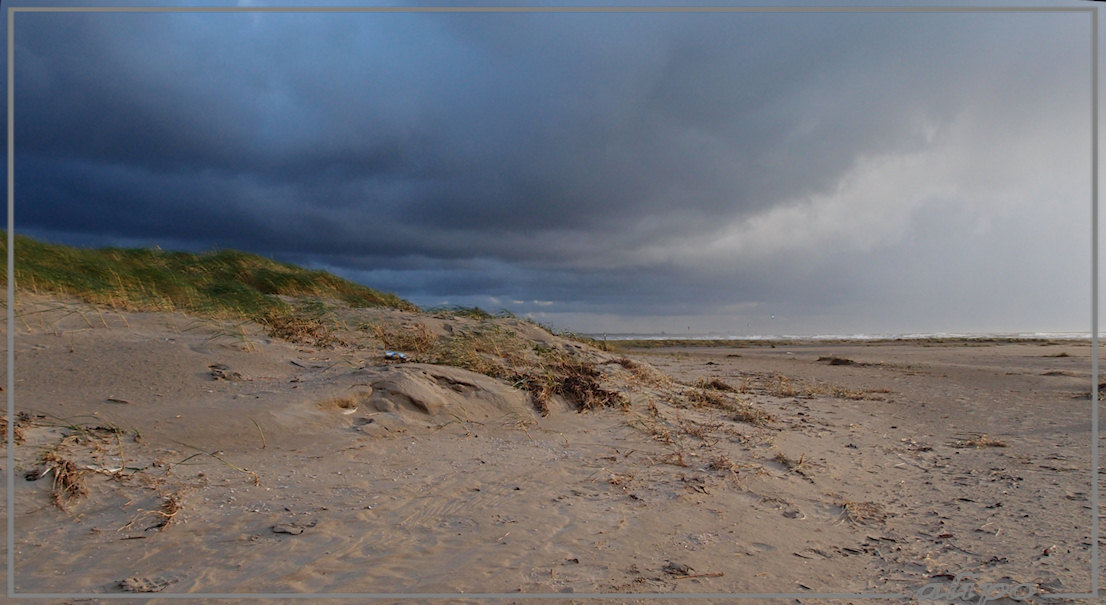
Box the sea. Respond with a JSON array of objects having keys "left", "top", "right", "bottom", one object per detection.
[{"left": 579, "top": 331, "right": 1095, "bottom": 342}]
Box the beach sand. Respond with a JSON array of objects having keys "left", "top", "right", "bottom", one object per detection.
[{"left": 3, "top": 295, "right": 1099, "bottom": 603}]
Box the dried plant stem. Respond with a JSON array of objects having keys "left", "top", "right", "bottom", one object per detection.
[{"left": 249, "top": 417, "right": 267, "bottom": 449}]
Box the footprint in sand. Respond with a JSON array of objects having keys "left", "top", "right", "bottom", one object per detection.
[{"left": 315, "top": 389, "right": 373, "bottom": 415}]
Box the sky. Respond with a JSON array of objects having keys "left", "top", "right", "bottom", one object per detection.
[{"left": 4, "top": 1, "right": 1096, "bottom": 336}]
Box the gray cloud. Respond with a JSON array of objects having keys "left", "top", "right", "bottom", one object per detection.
[{"left": 10, "top": 5, "right": 1094, "bottom": 334}]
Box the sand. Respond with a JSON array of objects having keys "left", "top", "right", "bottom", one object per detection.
[{"left": 2, "top": 294, "right": 1100, "bottom": 603}]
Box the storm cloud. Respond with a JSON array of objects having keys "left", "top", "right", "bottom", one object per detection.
[{"left": 8, "top": 4, "right": 1094, "bottom": 335}]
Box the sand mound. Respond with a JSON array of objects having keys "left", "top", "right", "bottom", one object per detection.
[{"left": 362, "top": 363, "right": 533, "bottom": 420}]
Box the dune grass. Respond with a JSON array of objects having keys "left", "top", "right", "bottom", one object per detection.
[
  {"left": 4, "top": 234, "right": 633, "bottom": 414},
  {"left": 429, "top": 305, "right": 519, "bottom": 320},
  {"left": 1, "top": 232, "right": 417, "bottom": 320}
]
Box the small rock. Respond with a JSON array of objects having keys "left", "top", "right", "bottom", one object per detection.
[{"left": 272, "top": 519, "right": 317, "bottom": 535}]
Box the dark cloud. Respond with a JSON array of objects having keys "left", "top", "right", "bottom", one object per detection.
[{"left": 9, "top": 6, "right": 1093, "bottom": 334}]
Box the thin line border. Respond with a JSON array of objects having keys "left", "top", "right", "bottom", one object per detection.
[
  {"left": 1092, "top": 4, "right": 1101, "bottom": 602},
  {"left": 5, "top": 3, "right": 1098, "bottom": 601}
]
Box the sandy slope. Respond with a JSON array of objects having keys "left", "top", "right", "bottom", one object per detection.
[{"left": 2, "top": 295, "right": 1101, "bottom": 604}]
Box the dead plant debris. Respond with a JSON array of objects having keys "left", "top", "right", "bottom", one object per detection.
[
  {"left": 818, "top": 356, "right": 856, "bottom": 366},
  {"left": 1, "top": 414, "right": 26, "bottom": 444},
  {"left": 949, "top": 433, "right": 1008, "bottom": 449},
  {"left": 731, "top": 402, "right": 775, "bottom": 427},
  {"left": 40, "top": 450, "right": 88, "bottom": 508},
  {"left": 696, "top": 377, "right": 737, "bottom": 392}
]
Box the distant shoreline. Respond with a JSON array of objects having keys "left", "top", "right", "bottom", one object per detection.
[{"left": 586, "top": 332, "right": 1094, "bottom": 348}]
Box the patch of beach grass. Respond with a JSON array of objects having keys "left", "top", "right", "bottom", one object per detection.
[
  {"left": 429, "top": 305, "right": 503, "bottom": 320},
  {"left": 400, "top": 323, "right": 629, "bottom": 415},
  {"left": 2, "top": 232, "right": 416, "bottom": 322},
  {"left": 363, "top": 320, "right": 438, "bottom": 359},
  {"left": 262, "top": 311, "right": 346, "bottom": 349},
  {"left": 430, "top": 324, "right": 530, "bottom": 376},
  {"left": 514, "top": 349, "right": 629, "bottom": 415}
]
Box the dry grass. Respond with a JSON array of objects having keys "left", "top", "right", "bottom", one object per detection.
[
  {"left": 40, "top": 450, "right": 88, "bottom": 509},
  {"left": 659, "top": 450, "right": 690, "bottom": 467},
  {"left": 737, "top": 373, "right": 890, "bottom": 401},
  {"left": 678, "top": 383, "right": 774, "bottom": 427},
  {"left": 626, "top": 412, "right": 674, "bottom": 445},
  {"left": 430, "top": 325, "right": 530, "bottom": 375},
  {"left": 827, "top": 385, "right": 868, "bottom": 400},
  {"left": 676, "top": 416, "right": 722, "bottom": 442},
  {"left": 433, "top": 337, "right": 504, "bottom": 376},
  {"left": 120, "top": 492, "right": 183, "bottom": 533},
  {"left": 827, "top": 385, "right": 892, "bottom": 400},
  {"left": 263, "top": 313, "right": 345, "bottom": 348},
  {"left": 365, "top": 321, "right": 438, "bottom": 358},
  {"left": 608, "top": 472, "right": 634, "bottom": 488},
  {"left": 696, "top": 377, "right": 737, "bottom": 392},
  {"left": 736, "top": 377, "right": 754, "bottom": 394},
  {"left": 1, "top": 415, "right": 25, "bottom": 444},
  {"left": 839, "top": 500, "right": 886, "bottom": 525},
  {"left": 27, "top": 421, "right": 150, "bottom": 509},
  {"left": 767, "top": 374, "right": 801, "bottom": 398},
  {"left": 730, "top": 402, "right": 775, "bottom": 427},
  {"left": 614, "top": 356, "right": 639, "bottom": 370},
  {"left": 773, "top": 450, "right": 807, "bottom": 473},
  {"left": 707, "top": 455, "right": 740, "bottom": 474},
  {"left": 686, "top": 388, "right": 728, "bottom": 408},
  {"left": 651, "top": 425, "right": 674, "bottom": 445},
  {"left": 149, "top": 493, "right": 183, "bottom": 530},
  {"left": 617, "top": 357, "right": 671, "bottom": 387},
  {"left": 422, "top": 326, "right": 627, "bottom": 416},
  {"left": 949, "top": 433, "right": 1008, "bottom": 449},
  {"left": 517, "top": 354, "right": 628, "bottom": 415}
]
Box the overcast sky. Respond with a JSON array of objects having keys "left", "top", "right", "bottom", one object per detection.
[{"left": 5, "top": 1, "right": 1096, "bottom": 336}]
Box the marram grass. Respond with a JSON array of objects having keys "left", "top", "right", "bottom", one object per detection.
[{"left": 0, "top": 232, "right": 417, "bottom": 319}]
